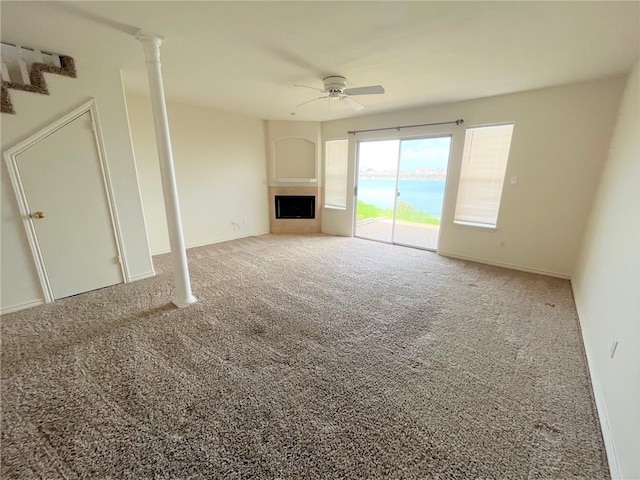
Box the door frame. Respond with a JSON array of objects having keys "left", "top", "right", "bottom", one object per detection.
[
  {"left": 4, "top": 99, "right": 129, "bottom": 302},
  {"left": 354, "top": 132, "right": 453, "bottom": 251}
]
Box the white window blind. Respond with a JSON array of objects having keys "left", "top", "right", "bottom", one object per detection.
[
  {"left": 324, "top": 139, "right": 349, "bottom": 209},
  {"left": 454, "top": 124, "right": 514, "bottom": 227}
]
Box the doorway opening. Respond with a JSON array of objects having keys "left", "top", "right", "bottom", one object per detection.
[{"left": 355, "top": 136, "right": 452, "bottom": 250}]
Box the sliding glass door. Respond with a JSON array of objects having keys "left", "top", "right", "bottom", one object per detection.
[
  {"left": 354, "top": 140, "right": 399, "bottom": 243},
  {"left": 355, "top": 136, "right": 451, "bottom": 250}
]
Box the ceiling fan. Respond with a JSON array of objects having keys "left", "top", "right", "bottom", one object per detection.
[{"left": 294, "top": 76, "right": 385, "bottom": 111}]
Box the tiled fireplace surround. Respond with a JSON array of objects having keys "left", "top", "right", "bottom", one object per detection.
[{"left": 268, "top": 186, "right": 322, "bottom": 234}]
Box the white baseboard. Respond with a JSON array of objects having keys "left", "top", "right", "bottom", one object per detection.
[
  {"left": 437, "top": 250, "right": 571, "bottom": 279},
  {"left": 1, "top": 299, "right": 45, "bottom": 315},
  {"left": 572, "top": 284, "right": 620, "bottom": 479},
  {"left": 189, "top": 230, "right": 271, "bottom": 250},
  {"left": 321, "top": 229, "right": 351, "bottom": 237},
  {"left": 151, "top": 231, "right": 271, "bottom": 257},
  {"left": 128, "top": 270, "right": 156, "bottom": 282}
]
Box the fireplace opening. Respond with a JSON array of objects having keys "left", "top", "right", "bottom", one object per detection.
[{"left": 275, "top": 195, "right": 315, "bottom": 219}]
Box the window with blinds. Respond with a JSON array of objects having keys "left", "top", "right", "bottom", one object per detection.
[
  {"left": 454, "top": 124, "right": 514, "bottom": 228},
  {"left": 324, "top": 139, "right": 349, "bottom": 209}
]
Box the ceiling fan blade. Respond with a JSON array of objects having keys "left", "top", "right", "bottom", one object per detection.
[
  {"left": 294, "top": 84, "right": 326, "bottom": 93},
  {"left": 340, "top": 96, "right": 364, "bottom": 111},
  {"left": 296, "top": 95, "right": 330, "bottom": 108},
  {"left": 343, "top": 85, "right": 385, "bottom": 96}
]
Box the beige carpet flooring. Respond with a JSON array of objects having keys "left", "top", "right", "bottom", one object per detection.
[{"left": 1, "top": 234, "right": 608, "bottom": 479}]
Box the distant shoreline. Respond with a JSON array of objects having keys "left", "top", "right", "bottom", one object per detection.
[{"left": 357, "top": 178, "right": 446, "bottom": 215}]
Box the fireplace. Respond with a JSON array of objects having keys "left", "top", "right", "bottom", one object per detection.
[
  {"left": 275, "top": 195, "right": 315, "bottom": 219},
  {"left": 269, "top": 187, "right": 321, "bottom": 233}
]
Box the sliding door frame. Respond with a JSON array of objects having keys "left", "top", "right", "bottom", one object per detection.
[{"left": 354, "top": 132, "right": 453, "bottom": 251}]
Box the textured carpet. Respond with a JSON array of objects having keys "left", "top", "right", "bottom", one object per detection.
[{"left": 1, "top": 234, "right": 608, "bottom": 479}]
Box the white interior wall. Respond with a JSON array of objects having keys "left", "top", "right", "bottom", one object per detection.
[
  {"left": 124, "top": 92, "right": 269, "bottom": 254},
  {"left": 322, "top": 76, "right": 626, "bottom": 277},
  {"left": 1, "top": 64, "right": 154, "bottom": 313},
  {"left": 572, "top": 62, "right": 639, "bottom": 480}
]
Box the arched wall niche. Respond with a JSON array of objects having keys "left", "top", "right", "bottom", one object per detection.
[{"left": 273, "top": 137, "right": 316, "bottom": 181}]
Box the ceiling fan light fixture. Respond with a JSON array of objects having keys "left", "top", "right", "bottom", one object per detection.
[
  {"left": 322, "top": 76, "right": 347, "bottom": 95},
  {"left": 294, "top": 75, "right": 384, "bottom": 112}
]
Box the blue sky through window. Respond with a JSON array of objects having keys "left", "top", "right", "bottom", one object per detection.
[{"left": 358, "top": 137, "right": 451, "bottom": 174}]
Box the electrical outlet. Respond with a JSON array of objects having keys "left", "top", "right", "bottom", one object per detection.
[
  {"left": 499, "top": 240, "right": 506, "bottom": 247},
  {"left": 610, "top": 340, "right": 619, "bottom": 358}
]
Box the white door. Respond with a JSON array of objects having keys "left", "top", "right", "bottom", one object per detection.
[{"left": 15, "top": 111, "right": 123, "bottom": 299}]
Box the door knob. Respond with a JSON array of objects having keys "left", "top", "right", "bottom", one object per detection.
[{"left": 31, "top": 211, "right": 46, "bottom": 219}]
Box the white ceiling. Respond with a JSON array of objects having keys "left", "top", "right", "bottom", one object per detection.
[{"left": 2, "top": 1, "right": 639, "bottom": 122}]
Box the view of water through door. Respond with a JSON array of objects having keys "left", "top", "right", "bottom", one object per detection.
[{"left": 355, "top": 136, "right": 451, "bottom": 250}]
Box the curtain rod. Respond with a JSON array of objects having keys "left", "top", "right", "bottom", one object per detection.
[{"left": 347, "top": 119, "right": 464, "bottom": 135}]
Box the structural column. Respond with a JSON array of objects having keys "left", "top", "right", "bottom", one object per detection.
[{"left": 136, "top": 32, "right": 196, "bottom": 308}]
